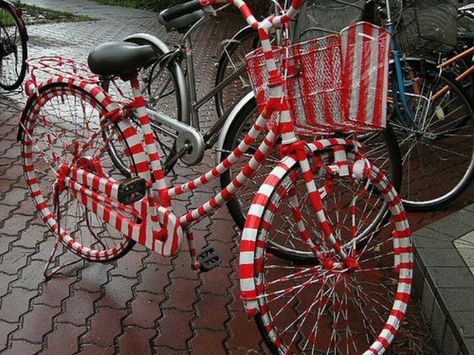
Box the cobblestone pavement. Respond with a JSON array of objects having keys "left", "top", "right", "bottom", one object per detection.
[{"left": 0, "top": 1, "right": 473, "bottom": 354}]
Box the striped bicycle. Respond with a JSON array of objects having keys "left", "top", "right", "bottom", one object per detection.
[{"left": 19, "top": 0, "right": 412, "bottom": 353}]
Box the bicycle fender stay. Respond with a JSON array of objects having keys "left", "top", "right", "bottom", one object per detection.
[{"left": 123, "top": 33, "right": 190, "bottom": 125}]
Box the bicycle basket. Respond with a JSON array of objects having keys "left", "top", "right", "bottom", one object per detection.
[
  {"left": 292, "top": 0, "right": 366, "bottom": 42},
  {"left": 397, "top": 0, "right": 458, "bottom": 57},
  {"left": 246, "top": 22, "right": 392, "bottom": 135}
]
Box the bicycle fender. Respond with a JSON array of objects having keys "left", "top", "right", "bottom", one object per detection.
[
  {"left": 215, "top": 91, "right": 255, "bottom": 164},
  {"left": 123, "top": 33, "right": 190, "bottom": 125}
]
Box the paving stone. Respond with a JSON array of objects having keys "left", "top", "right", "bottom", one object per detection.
[
  {"left": 122, "top": 291, "right": 165, "bottom": 328},
  {"left": 0, "top": 235, "right": 17, "bottom": 257},
  {"left": 55, "top": 289, "right": 101, "bottom": 326},
  {"left": 190, "top": 328, "right": 226, "bottom": 354},
  {"left": 109, "top": 252, "right": 145, "bottom": 278},
  {"left": 200, "top": 266, "right": 233, "bottom": 296},
  {"left": 193, "top": 294, "right": 229, "bottom": 330},
  {"left": 1, "top": 214, "right": 32, "bottom": 236},
  {"left": 416, "top": 247, "right": 466, "bottom": 268},
  {"left": 0, "top": 288, "right": 37, "bottom": 323},
  {"left": 73, "top": 262, "right": 114, "bottom": 293},
  {"left": 153, "top": 309, "right": 194, "bottom": 350},
  {"left": 413, "top": 227, "right": 458, "bottom": 249},
  {"left": 462, "top": 338, "right": 474, "bottom": 355},
  {"left": 97, "top": 275, "right": 136, "bottom": 309},
  {"left": 163, "top": 278, "right": 200, "bottom": 312},
  {"left": 225, "top": 310, "right": 262, "bottom": 352},
  {"left": 0, "top": 321, "right": 19, "bottom": 352},
  {"left": 427, "top": 267, "right": 474, "bottom": 288},
  {"left": 82, "top": 307, "right": 128, "bottom": 347},
  {"left": 78, "top": 343, "right": 115, "bottom": 355},
  {"left": 10, "top": 259, "right": 47, "bottom": 291},
  {"left": 116, "top": 326, "right": 156, "bottom": 354},
  {"left": 44, "top": 322, "right": 85, "bottom": 355},
  {"left": 2, "top": 340, "right": 42, "bottom": 355},
  {"left": 136, "top": 264, "right": 172, "bottom": 294},
  {"left": 11, "top": 304, "right": 60, "bottom": 344},
  {"left": 450, "top": 311, "right": 474, "bottom": 338},
  {"left": 2, "top": 188, "right": 28, "bottom": 207},
  {"left": 34, "top": 277, "right": 76, "bottom": 308},
  {"left": 437, "top": 288, "right": 474, "bottom": 312},
  {"left": 428, "top": 218, "right": 473, "bottom": 239},
  {"left": 0, "top": 273, "right": 18, "bottom": 298}
]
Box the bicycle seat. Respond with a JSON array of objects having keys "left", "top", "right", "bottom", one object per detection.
[
  {"left": 87, "top": 41, "right": 157, "bottom": 78},
  {"left": 158, "top": 10, "right": 205, "bottom": 33}
]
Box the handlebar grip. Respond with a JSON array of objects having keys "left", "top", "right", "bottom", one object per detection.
[{"left": 160, "top": 0, "right": 203, "bottom": 22}]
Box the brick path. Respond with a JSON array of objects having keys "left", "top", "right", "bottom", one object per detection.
[{"left": 0, "top": 1, "right": 473, "bottom": 354}]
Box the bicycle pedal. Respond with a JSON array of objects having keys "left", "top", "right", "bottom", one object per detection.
[
  {"left": 196, "top": 245, "right": 221, "bottom": 272},
  {"left": 118, "top": 177, "right": 147, "bottom": 205}
]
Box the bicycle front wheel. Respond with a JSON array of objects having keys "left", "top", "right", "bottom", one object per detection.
[
  {"left": 0, "top": 2, "right": 27, "bottom": 90},
  {"left": 241, "top": 150, "right": 413, "bottom": 354},
  {"left": 20, "top": 82, "right": 136, "bottom": 261}
]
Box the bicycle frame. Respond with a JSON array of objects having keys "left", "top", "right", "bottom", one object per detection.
[{"left": 39, "top": 0, "right": 358, "bottom": 269}]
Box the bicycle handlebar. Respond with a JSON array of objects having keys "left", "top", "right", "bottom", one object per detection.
[
  {"left": 160, "top": 0, "right": 202, "bottom": 22},
  {"left": 161, "top": 0, "right": 303, "bottom": 30}
]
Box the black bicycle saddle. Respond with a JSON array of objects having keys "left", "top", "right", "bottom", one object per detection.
[{"left": 88, "top": 41, "right": 157, "bottom": 77}]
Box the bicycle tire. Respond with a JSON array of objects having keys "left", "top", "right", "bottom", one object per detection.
[
  {"left": 391, "top": 60, "right": 474, "bottom": 210},
  {"left": 214, "top": 25, "right": 259, "bottom": 118},
  {"left": 20, "top": 82, "right": 136, "bottom": 261},
  {"left": 0, "top": 2, "right": 27, "bottom": 90},
  {"left": 242, "top": 150, "right": 413, "bottom": 354}
]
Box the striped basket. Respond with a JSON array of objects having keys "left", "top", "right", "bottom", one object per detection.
[{"left": 245, "top": 22, "right": 392, "bottom": 135}]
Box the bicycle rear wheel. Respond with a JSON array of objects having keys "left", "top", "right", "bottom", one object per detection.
[
  {"left": 20, "top": 82, "right": 136, "bottom": 261},
  {"left": 0, "top": 2, "right": 27, "bottom": 90},
  {"left": 214, "top": 25, "right": 259, "bottom": 117},
  {"left": 241, "top": 150, "right": 413, "bottom": 354},
  {"left": 392, "top": 64, "right": 474, "bottom": 210}
]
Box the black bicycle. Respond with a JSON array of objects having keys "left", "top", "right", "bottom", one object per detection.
[{"left": 0, "top": 0, "right": 27, "bottom": 90}]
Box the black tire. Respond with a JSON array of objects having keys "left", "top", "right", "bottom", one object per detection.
[
  {"left": 101, "top": 40, "right": 183, "bottom": 176},
  {"left": 220, "top": 97, "right": 402, "bottom": 232},
  {"left": 390, "top": 60, "right": 474, "bottom": 210},
  {"left": 214, "top": 26, "right": 259, "bottom": 117},
  {"left": 0, "top": 3, "right": 27, "bottom": 90},
  {"left": 20, "top": 82, "right": 137, "bottom": 261}
]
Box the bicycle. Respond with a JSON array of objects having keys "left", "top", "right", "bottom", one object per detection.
[
  {"left": 378, "top": 0, "right": 474, "bottom": 210},
  {"left": 0, "top": 0, "right": 27, "bottom": 90},
  {"left": 19, "top": 0, "right": 412, "bottom": 353}
]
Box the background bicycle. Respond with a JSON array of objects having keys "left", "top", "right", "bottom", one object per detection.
[{"left": 0, "top": 0, "right": 28, "bottom": 90}]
